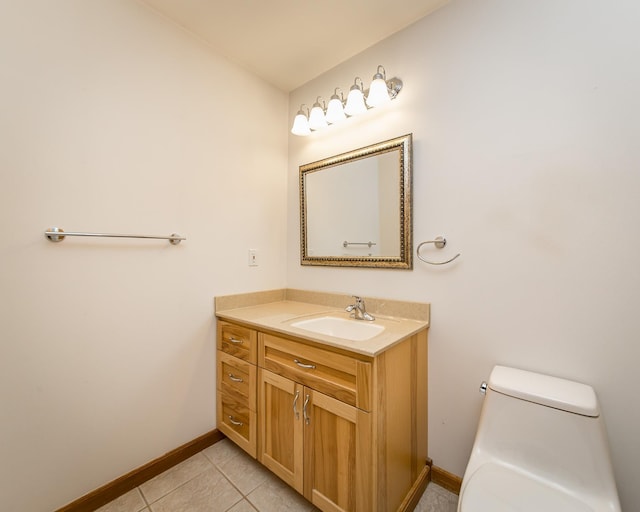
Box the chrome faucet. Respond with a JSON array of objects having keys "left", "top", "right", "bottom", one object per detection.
[{"left": 345, "top": 296, "right": 375, "bottom": 321}]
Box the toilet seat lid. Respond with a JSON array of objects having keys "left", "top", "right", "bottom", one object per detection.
[{"left": 460, "top": 463, "right": 593, "bottom": 512}]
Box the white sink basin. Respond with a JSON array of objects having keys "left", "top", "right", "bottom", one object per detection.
[{"left": 290, "top": 316, "right": 384, "bottom": 341}]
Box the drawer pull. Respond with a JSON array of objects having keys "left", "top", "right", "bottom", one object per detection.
[
  {"left": 228, "top": 373, "right": 243, "bottom": 383},
  {"left": 228, "top": 337, "right": 244, "bottom": 344},
  {"left": 294, "top": 359, "right": 316, "bottom": 370},
  {"left": 303, "top": 393, "right": 311, "bottom": 425},
  {"left": 293, "top": 390, "right": 300, "bottom": 419},
  {"left": 228, "top": 415, "right": 244, "bottom": 427}
]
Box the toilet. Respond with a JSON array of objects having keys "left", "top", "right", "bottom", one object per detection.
[{"left": 458, "top": 365, "right": 621, "bottom": 512}]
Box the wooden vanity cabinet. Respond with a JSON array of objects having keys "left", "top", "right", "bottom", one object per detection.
[{"left": 217, "top": 320, "right": 428, "bottom": 512}]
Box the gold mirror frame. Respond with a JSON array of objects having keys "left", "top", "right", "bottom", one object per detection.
[{"left": 300, "top": 134, "right": 412, "bottom": 269}]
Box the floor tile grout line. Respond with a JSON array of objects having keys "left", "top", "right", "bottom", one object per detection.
[
  {"left": 204, "top": 445, "right": 283, "bottom": 502},
  {"left": 201, "top": 443, "right": 245, "bottom": 468},
  {"left": 140, "top": 450, "right": 258, "bottom": 512},
  {"left": 221, "top": 495, "right": 246, "bottom": 512},
  {"left": 211, "top": 453, "right": 275, "bottom": 503},
  {"left": 139, "top": 453, "right": 218, "bottom": 506},
  {"left": 208, "top": 450, "right": 312, "bottom": 511},
  {"left": 137, "top": 485, "right": 151, "bottom": 509},
  {"left": 214, "top": 465, "right": 248, "bottom": 499}
]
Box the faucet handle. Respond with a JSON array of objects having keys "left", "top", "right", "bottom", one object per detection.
[
  {"left": 346, "top": 295, "right": 362, "bottom": 311},
  {"left": 346, "top": 296, "right": 360, "bottom": 315},
  {"left": 347, "top": 296, "right": 375, "bottom": 321}
]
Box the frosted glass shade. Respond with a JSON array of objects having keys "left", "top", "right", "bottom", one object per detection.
[
  {"left": 291, "top": 113, "right": 311, "bottom": 136},
  {"left": 308, "top": 105, "right": 328, "bottom": 130},
  {"left": 344, "top": 88, "right": 367, "bottom": 116},
  {"left": 325, "top": 97, "right": 346, "bottom": 124},
  {"left": 366, "top": 77, "right": 391, "bottom": 107}
]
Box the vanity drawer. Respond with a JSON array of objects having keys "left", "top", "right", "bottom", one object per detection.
[
  {"left": 217, "top": 350, "right": 256, "bottom": 410},
  {"left": 217, "top": 321, "right": 257, "bottom": 364},
  {"left": 217, "top": 391, "right": 257, "bottom": 458},
  {"left": 259, "top": 333, "right": 372, "bottom": 411}
]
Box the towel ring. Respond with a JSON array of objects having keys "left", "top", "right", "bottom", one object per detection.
[{"left": 416, "top": 236, "right": 461, "bottom": 266}]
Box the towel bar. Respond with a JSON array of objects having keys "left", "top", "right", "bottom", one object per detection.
[{"left": 44, "top": 227, "right": 185, "bottom": 245}]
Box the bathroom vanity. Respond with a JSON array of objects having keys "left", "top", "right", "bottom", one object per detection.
[{"left": 215, "top": 289, "right": 430, "bottom": 512}]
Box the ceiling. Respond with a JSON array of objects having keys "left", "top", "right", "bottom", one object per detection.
[{"left": 140, "top": 0, "right": 449, "bottom": 92}]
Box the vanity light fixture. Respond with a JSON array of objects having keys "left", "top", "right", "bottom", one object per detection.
[{"left": 290, "top": 65, "right": 403, "bottom": 136}]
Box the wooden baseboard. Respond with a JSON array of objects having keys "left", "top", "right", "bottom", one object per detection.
[
  {"left": 431, "top": 465, "right": 462, "bottom": 495},
  {"left": 56, "top": 429, "right": 224, "bottom": 512},
  {"left": 399, "top": 463, "right": 431, "bottom": 511}
]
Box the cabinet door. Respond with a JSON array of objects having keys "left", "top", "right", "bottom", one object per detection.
[
  {"left": 258, "top": 369, "right": 304, "bottom": 493},
  {"left": 303, "top": 389, "right": 372, "bottom": 512}
]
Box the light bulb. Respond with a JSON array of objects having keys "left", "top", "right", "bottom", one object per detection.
[{"left": 291, "top": 105, "right": 310, "bottom": 136}]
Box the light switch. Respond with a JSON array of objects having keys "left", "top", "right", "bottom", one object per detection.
[{"left": 248, "top": 249, "right": 258, "bottom": 266}]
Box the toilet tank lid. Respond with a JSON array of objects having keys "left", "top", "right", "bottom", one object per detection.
[{"left": 489, "top": 366, "right": 600, "bottom": 417}]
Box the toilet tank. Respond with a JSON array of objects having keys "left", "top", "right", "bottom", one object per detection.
[
  {"left": 468, "top": 366, "right": 619, "bottom": 509},
  {"left": 488, "top": 365, "right": 599, "bottom": 416}
]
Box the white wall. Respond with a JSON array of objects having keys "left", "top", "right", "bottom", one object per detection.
[
  {"left": 287, "top": 0, "right": 640, "bottom": 509},
  {"left": 0, "top": 1, "right": 287, "bottom": 510}
]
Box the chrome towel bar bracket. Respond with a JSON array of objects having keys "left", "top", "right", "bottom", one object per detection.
[
  {"left": 44, "top": 227, "right": 185, "bottom": 245},
  {"left": 416, "top": 236, "right": 460, "bottom": 265}
]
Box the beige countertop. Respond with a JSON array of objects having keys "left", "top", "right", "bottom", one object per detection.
[{"left": 215, "top": 289, "right": 429, "bottom": 357}]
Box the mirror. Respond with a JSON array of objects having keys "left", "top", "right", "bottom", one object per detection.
[{"left": 300, "top": 134, "right": 412, "bottom": 269}]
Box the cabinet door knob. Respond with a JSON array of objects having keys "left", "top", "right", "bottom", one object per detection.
[
  {"left": 228, "top": 373, "right": 243, "bottom": 383},
  {"left": 229, "top": 337, "right": 243, "bottom": 344},
  {"left": 294, "top": 359, "right": 316, "bottom": 370}
]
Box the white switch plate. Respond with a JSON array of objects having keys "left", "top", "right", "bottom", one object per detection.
[{"left": 248, "top": 249, "right": 258, "bottom": 266}]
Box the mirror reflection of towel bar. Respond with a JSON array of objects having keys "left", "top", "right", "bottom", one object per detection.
[
  {"left": 417, "top": 236, "right": 460, "bottom": 265},
  {"left": 343, "top": 241, "right": 376, "bottom": 248}
]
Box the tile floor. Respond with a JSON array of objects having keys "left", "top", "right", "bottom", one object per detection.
[{"left": 96, "top": 438, "right": 459, "bottom": 512}]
